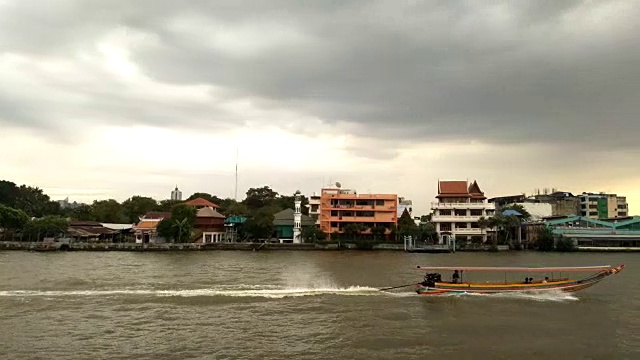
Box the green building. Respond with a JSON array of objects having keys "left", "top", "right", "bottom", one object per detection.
[
  {"left": 545, "top": 216, "right": 640, "bottom": 248},
  {"left": 273, "top": 208, "right": 315, "bottom": 240}
]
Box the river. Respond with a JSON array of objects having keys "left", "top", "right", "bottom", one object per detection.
[{"left": 0, "top": 250, "right": 638, "bottom": 359}]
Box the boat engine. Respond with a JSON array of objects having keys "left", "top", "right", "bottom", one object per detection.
[{"left": 421, "top": 273, "right": 442, "bottom": 287}]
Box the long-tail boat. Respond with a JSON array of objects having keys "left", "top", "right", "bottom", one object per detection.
[{"left": 414, "top": 264, "right": 624, "bottom": 295}]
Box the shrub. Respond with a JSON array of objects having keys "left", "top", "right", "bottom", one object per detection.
[{"left": 555, "top": 236, "right": 577, "bottom": 252}]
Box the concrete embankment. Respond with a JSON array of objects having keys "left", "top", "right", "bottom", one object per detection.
[
  {"left": 0, "top": 241, "right": 344, "bottom": 252},
  {"left": 578, "top": 247, "right": 640, "bottom": 252},
  {"left": 0, "top": 241, "right": 521, "bottom": 252}
]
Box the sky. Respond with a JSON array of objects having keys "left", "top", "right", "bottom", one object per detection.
[{"left": 1, "top": 0, "right": 639, "bottom": 216}]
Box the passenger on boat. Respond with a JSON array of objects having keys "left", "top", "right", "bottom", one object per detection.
[
  {"left": 542, "top": 277, "right": 549, "bottom": 284},
  {"left": 452, "top": 270, "right": 460, "bottom": 284},
  {"left": 524, "top": 277, "right": 530, "bottom": 284}
]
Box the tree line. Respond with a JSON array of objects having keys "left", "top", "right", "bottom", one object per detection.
[{"left": 0, "top": 179, "right": 312, "bottom": 241}]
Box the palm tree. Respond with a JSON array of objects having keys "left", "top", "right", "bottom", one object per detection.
[{"left": 172, "top": 218, "right": 190, "bottom": 243}]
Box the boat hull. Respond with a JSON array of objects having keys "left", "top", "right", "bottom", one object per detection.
[{"left": 415, "top": 265, "right": 623, "bottom": 296}]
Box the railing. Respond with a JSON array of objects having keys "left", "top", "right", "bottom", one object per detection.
[
  {"left": 326, "top": 205, "right": 396, "bottom": 211},
  {"left": 448, "top": 228, "right": 486, "bottom": 234},
  {"left": 431, "top": 202, "right": 495, "bottom": 209},
  {"left": 432, "top": 215, "right": 484, "bottom": 222}
]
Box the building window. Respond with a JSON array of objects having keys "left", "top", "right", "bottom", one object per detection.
[
  {"left": 376, "top": 200, "right": 384, "bottom": 206},
  {"left": 440, "top": 223, "right": 452, "bottom": 232},
  {"left": 439, "top": 210, "right": 451, "bottom": 216},
  {"left": 454, "top": 210, "right": 467, "bottom": 216},
  {"left": 470, "top": 210, "right": 483, "bottom": 216}
]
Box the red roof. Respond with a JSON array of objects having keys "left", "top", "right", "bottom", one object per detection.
[
  {"left": 468, "top": 180, "right": 486, "bottom": 199},
  {"left": 437, "top": 181, "right": 471, "bottom": 197},
  {"left": 437, "top": 180, "right": 486, "bottom": 199},
  {"left": 183, "top": 198, "right": 220, "bottom": 208}
]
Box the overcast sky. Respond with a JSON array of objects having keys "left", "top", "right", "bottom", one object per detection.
[{"left": 1, "top": 0, "right": 639, "bottom": 215}]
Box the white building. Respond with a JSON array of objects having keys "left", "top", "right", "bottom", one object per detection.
[
  {"left": 306, "top": 192, "right": 321, "bottom": 226},
  {"left": 293, "top": 191, "right": 302, "bottom": 243},
  {"left": 431, "top": 180, "right": 495, "bottom": 244},
  {"left": 514, "top": 202, "right": 552, "bottom": 221},
  {"left": 170, "top": 185, "right": 182, "bottom": 201}
]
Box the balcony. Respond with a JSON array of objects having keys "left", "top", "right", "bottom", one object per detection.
[
  {"left": 447, "top": 228, "right": 487, "bottom": 235},
  {"left": 326, "top": 205, "right": 396, "bottom": 211},
  {"left": 431, "top": 202, "right": 495, "bottom": 210},
  {"left": 432, "top": 215, "right": 483, "bottom": 222}
]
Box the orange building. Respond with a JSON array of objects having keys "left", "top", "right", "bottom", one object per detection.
[{"left": 319, "top": 187, "right": 398, "bottom": 238}]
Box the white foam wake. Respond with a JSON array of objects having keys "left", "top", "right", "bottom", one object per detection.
[
  {"left": 448, "top": 289, "right": 579, "bottom": 302},
  {"left": 0, "top": 286, "right": 383, "bottom": 299}
]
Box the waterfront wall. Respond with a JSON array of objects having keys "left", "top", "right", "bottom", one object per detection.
[
  {"left": 0, "top": 241, "right": 324, "bottom": 252},
  {"left": 0, "top": 241, "right": 427, "bottom": 252}
]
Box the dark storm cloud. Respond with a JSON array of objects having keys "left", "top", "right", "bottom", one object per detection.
[{"left": 1, "top": 0, "right": 639, "bottom": 148}]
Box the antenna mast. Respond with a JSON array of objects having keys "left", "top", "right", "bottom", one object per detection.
[{"left": 234, "top": 147, "right": 238, "bottom": 201}]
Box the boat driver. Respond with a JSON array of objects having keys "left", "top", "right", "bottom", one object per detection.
[{"left": 452, "top": 270, "right": 460, "bottom": 283}]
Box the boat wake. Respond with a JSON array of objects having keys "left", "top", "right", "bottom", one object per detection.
[
  {"left": 0, "top": 285, "right": 387, "bottom": 299},
  {"left": 446, "top": 289, "right": 579, "bottom": 302},
  {"left": 0, "top": 286, "right": 578, "bottom": 301}
]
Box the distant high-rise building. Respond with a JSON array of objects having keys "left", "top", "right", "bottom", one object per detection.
[
  {"left": 170, "top": 186, "right": 182, "bottom": 201},
  {"left": 579, "top": 192, "right": 629, "bottom": 219}
]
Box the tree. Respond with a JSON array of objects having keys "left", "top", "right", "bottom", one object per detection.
[
  {"left": 220, "top": 199, "right": 250, "bottom": 217},
  {"left": 371, "top": 225, "right": 387, "bottom": 241},
  {"left": 157, "top": 199, "right": 182, "bottom": 212},
  {"left": 274, "top": 193, "right": 310, "bottom": 215},
  {"left": 420, "top": 214, "right": 432, "bottom": 223},
  {"left": 69, "top": 204, "right": 95, "bottom": 221},
  {"left": 91, "top": 199, "right": 127, "bottom": 223},
  {"left": 536, "top": 227, "right": 555, "bottom": 251},
  {"left": 186, "top": 192, "right": 223, "bottom": 206},
  {"left": 500, "top": 204, "right": 532, "bottom": 221},
  {"left": 156, "top": 205, "right": 197, "bottom": 243},
  {"left": 0, "top": 180, "right": 20, "bottom": 206},
  {"left": 243, "top": 208, "right": 275, "bottom": 239},
  {"left": 0, "top": 204, "right": 30, "bottom": 229},
  {"left": 22, "top": 216, "right": 69, "bottom": 241},
  {"left": 121, "top": 196, "right": 158, "bottom": 223},
  {"left": 0, "top": 181, "right": 57, "bottom": 217},
  {"left": 0, "top": 204, "right": 29, "bottom": 240},
  {"left": 397, "top": 209, "right": 419, "bottom": 241},
  {"left": 343, "top": 223, "right": 367, "bottom": 240},
  {"left": 300, "top": 226, "right": 326, "bottom": 242},
  {"left": 555, "top": 235, "right": 576, "bottom": 252},
  {"left": 243, "top": 186, "right": 279, "bottom": 210},
  {"left": 417, "top": 222, "right": 437, "bottom": 243}
]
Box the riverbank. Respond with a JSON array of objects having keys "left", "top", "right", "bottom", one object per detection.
[
  {"left": 1, "top": 241, "right": 635, "bottom": 252},
  {"left": 0, "top": 241, "right": 458, "bottom": 252}
]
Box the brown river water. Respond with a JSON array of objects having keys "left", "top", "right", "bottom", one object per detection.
[{"left": 0, "top": 250, "right": 638, "bottom": 359}]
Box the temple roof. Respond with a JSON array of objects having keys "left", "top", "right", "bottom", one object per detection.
[
  {"left": 437, "top": 181, "right": 471, "bottom": 197},
  {"left": 184, "top": 197, "right": 220, "bottom": 208},
  {"left": 196, "top": 207, "right": 225, "bottom": 218}
]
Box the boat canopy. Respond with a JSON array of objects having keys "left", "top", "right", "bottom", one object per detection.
[{"left": 416, "top": 265, "right": 612, "bottom": 273}]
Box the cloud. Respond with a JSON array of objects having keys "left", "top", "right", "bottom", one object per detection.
[
  {"left": 0, "top": 0, "right": 639, "bottom": 214},
  {"left": 2, "top": 0, "right": 639, "bottom": 150}
]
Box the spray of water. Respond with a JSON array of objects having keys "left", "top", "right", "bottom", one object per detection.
[{"left": 0, "top": 285, "right": 578, "bottom": 301}]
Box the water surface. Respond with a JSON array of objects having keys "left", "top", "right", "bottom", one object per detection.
[{"left": 0, "top": 251, "right": 638, "bottom": 359}]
